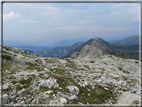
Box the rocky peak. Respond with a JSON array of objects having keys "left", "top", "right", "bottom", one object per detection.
[{"left": 68, "top": 37, "right": 119, "bottom": 59}]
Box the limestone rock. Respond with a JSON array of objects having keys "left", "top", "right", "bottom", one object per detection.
[
  {"left": 68, "top": 95, "right": 77, "bottom": 100},
  {"left": 60, "top": 98, "right": 67, "bottom": 104},
  {"left": 67, "top": 86, "right": 79, "bottom": 95},
  {"left": 3, "top": 94, "right": 8, "bottom": 104},
  {"left": 39, "top": 77, "right": 59, "bottom": 88}
]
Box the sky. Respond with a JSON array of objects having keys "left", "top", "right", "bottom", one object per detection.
[{"left": 3, "top": 2, "right": 140, "bottom": 46}]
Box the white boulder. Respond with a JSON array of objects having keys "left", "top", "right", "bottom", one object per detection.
[
  {"left": 39, "top": 77, "right": 59, "bottom": 88},
  {"left": 67, "top": 86, "right": 79, "bottom": 95},
  {"left": 60, "top": 98, "right": 67, "bottom": 104},
  {"left": 68, "top": 95, "right": 77, "bottom": 100},
  {"left": 3, "top": 94, "right": 8, "bottom": 104}
]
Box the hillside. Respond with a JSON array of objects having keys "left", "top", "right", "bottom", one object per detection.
[
  {"left": 1, "top": 45, "right": 140, "bottom": 105},
  {"left": 37, "top": 42, "right": 84, "bottom": 58},
  {"left": 109, "top": 36, "right": 139, "bottom": 46},
  {"left": 65, "top": 38, "right": 139, "bottom": 60}
]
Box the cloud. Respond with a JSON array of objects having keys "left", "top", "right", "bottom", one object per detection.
[
  {"left": 108, "top": 3, "right": 139, "bottom": 22},
  {"left": 3, "top": 11, "right": 21, "bottom": 21},
  {"left": 131, "top": 16, "right": 139, "bottom": 22},
  {"left": 3, "top": 3, "right": 139, "bottom": 46},
  {"left": 22, "top": 19, "right": 39, "bottom": 23}
]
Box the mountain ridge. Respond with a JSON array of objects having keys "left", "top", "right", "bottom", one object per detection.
[
  {"left": 64, "top": 37, "right": 139, "bottom": 60},
  {"left": 109, "top": 36, "right": 139, "bottom": 46},
  {"left": 37, "top": 42, "right": 84, "bottom": 58}
]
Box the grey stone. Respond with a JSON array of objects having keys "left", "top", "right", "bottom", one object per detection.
[
  {"left": 67, "top": 86, "right": 79, "bottom": 95},
  {"left": 39, "top": 77, "right": 59, "bottom": 89},
  {"left": 60, "top": 98, "right": 67, "bottom": 104},
  {"left": 68, "top": 95, "right": 77, "bottom": 100},
  {"left": 3, "top": 94, "right": 8, "bottom": 104}
]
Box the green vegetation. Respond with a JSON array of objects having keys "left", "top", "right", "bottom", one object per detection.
[
  {"left": 65, "top": 59, "right": 77, "bottom": 69},
  {"left": 51, "top": 66, "right": 66, "bottom": 75},
  {"left": 16, "top": 85, "right": 23, "bottom": 90},
  {"left": 4, "top": 47, "right": 11, "bottom": 51},
  {"left": 3, "top": 51, "right": 11, "bottom": 55},
  {"left": 135, "top": 61, "right": 139, "bottom": 63},
  {"left": 19, "top": 77, "right": 32, "bottom": 84},
  {"left": 11, "top": 80, "right": 17, "bottom": 84},
  {"left": 52, "top": 75, "right": 77, "bottom": 92},
  {"left": 16, "top": 76, "right": 34, "bottom": 90},
  {"left": 118, "top": 67, "right": 122, "bottom": 71},
  {"left": 26, "top": 66, "right": 44, "bottom": 71},
  {"left": 71, "top": 84, "right": 116, "bottom": 104},
  {"left": 133, "top": 100, "right": 139, "bottom": 104},
  {"left": 25, "top": 62, "right": 38, "bottom": 66},
  {"left": 39, "top": 73, "right": 44, "bottom": 78},
  {"left": 2, "top": 54, "right": 12, "bottom": 60},
  {"left": 8, "top": 75, "right": 15, "bottom": 79},
  {"left": 3, "top": 60, "right": 12, "bottom": 71},
  {"left": 123, "top": 70, "right": 130, "bottom": 74}
]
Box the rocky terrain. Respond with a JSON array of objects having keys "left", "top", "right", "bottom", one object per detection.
[{"left": 1, "top": 44, "right": 141, "bottom": 106}]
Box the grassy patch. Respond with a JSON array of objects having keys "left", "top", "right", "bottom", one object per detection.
[
  {"left": 53, "top": 66, "right": 65, "bottom": 75},
  {"left": 3, "top": 60, "right": 13, "bottom": 71},
  {"left": 72, "top": 84, "right": 116, "bottom": 104},
  {"left": 52, "top": 74, "right": 77, "bottom": 92},
  {"left": 123, "top": 70, "right": 130, "bottom": 74},
  {"left": 25, "top": 62, "right": 38, "bottom": 66},
  {"left": 8, "top": 75, "right": 15, "bottom": 79},
  {"left": 19, "top": 77, "right": 32, "bottom": 84},
  {"left": 11, "top": 80, "right": 17, "bottom": 84},
  {"left": 16, "top": 85, "right": 23, "bottom": 90},
  {"left": 65, "top": 59, "right": 77, "bottom": 69},
  {"left": 3, "top": 51, "right": 11, "bottom": 55},
  {"left": 39, "top": 73, "right": 44, "bottom": 78},
  {"left": 133, "top": 100, "right": 139, "bottom": 104},
  {"left": 118, "top": 67, "right": 122, "bottom": 71},
  {"left": 2, "top": 54, "right": 12, "bottom": 60},
  {"left": 4, "top": 47, "right": 11, "bottom": 51},
  {"left": 26, "top": 66, "right": 44, "bottom": 71}
]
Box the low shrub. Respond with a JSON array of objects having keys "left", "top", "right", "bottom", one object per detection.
[{"left": 2, "top": 54, "right": 12, "bottom": 60}]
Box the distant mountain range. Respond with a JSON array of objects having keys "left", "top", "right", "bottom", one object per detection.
[
  {"left": 37, "top": 36, "right": 140, "bottom": 60},
  {"left": 3, "top": 40, "right": 31, "bottom": 46},
  {"left": 48, "top": 36, "right": 139, "bottom": 47},
  {"left": 64, "top": 37, "right": 119, "bottom": 59},
  {"left": 65, "top": 37, "right": 139, "bottom": 60},
  {"left": 109, "top": 36, "right": 139, "bottom": 46},
  {"left": 37, "top": 42, "right": 84, "bottom": 58},
  {"left": 48, "top": 37, "right": 89, "bottom": 47},
  {"left": 3, "top": 36, "right": 139, "bottom": 59}
]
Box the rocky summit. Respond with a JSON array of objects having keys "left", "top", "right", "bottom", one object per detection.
[{"left": 1, "top": 44, "right": 141, "bottom": 106}]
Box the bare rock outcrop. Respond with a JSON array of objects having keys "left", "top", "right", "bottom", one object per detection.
[{"left": 39, "top": 77, "right": 59, "bottom": 89}]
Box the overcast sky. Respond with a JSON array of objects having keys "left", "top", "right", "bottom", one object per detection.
[{"left": 3, "top": 3, "right": 140, "bottom": 46}]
